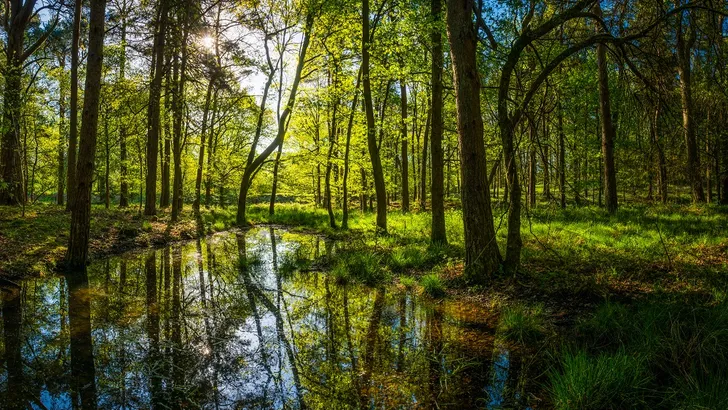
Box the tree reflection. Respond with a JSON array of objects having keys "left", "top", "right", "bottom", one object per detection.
[
  {"left": 67, "top": 271, "right": 98, "bottom": 410},
  {"left": 3, "top": 228, "right": 523, "bottom": 409},
  {"left": 2, "top": 285, "right": 23, "bottom": 409}
]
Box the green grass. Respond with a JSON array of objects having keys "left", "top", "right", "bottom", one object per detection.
[
  {"left": 548, "top": 349, "right": 650, "bottom": 410},
  {"left": 420, "top": 274, "right": 445, "bottom": 298},
  {"left": 497, "top": 303, "right": 549, "bottom": 344},
  {"left": 398, "top": 276, "right": 417, "bottom": 289},
  {"left": 330, "top": 250, "right": 388, "bottom": 286},
  {"left": 552, "top": 301, "right": 728, "bottom": 409}
]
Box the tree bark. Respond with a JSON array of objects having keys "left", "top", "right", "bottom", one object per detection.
[
  {"left": 362, "top": 0, "right": 387, "bottom": 232},
  {"left": 67, "top": 0, "right": 107, "bottom": 269},
  {"left": 420, "top": 105, "right": 431, "bottom": 211},
  {"left": 528, "top": 118, "right": 537, "bottom": 208},
  {"left": 595, "top": 3, "right": 618, "bottom": 214},
  {"left": 677, "top": 12, "right": 705, "bottom": 203},
  {"left": 64, "top": 0, "right": 82, "bottom": 210},
  {"left": 430, "top": 0, "right": 447, "bottom": 243},
  {"left": 57, "top": 57, "right": 67, "bottom": 205},
  {"left": 144, "top": 0, "right": 169, "bottom": 215},
  {"left": 446, "top": 0, "right": 501, "bottom": 282},
  {"left": 194, "top": 78, "right": 214, "bottom": 213},
  {"left": 558, "top": 97, "right": 566, "bottom": 209},
  {"left": 119, "top": 14, "right": 129, "bottom": 208},
  {"left": 0, "top": 0, "right": 38, "bottom": 205},
  {"left": 400, "top": 79, "right": 410, "bottom": 212},
  {"left": 342, "top": 69, "right": 362, "bottom": 229}
]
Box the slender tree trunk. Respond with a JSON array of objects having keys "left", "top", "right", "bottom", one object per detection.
[
  {"left": 430, "top": 0, "right": 447, "bottom": 243},
  {"left": 325, "top": 121, "right": 337, "bottom": 228},
  {"left": 342, "top": 69, "right": 362, "bottom": 229},
  {"left": 528, "top": 117, "right": 537, "bottom": 208},
  {"left": 400, "top": 79, "right": 410, "bottom": 212},
  {"left": 420, "top": 106, "right": 431, "bottom": 211},
  {"left": 118, "top": 12, "right": 129, "bottom": 208},
  {"left": 236, "top": 14, "right": 314, "bottom": 225},
  {"left": 721, "top": 104, "right": 728, "bottom": 204},
  {"left": 104, "top": 114, "right": 110, "bottom": 208},
  {"left": 650, "top": 105, "right": 668, "bottom": 203},
  {"left": 67, "top": 0, "right": 107, "bottom": 269},
  {"left": 677, "top": 13, "right": 705, "bottom": 203},
  {"left": 144, "top": 0, "right": 169, "bottom": 215},
  {"left": 205, "top": 90, "right": 219, "bottom": 209},
  {"left": 194, "top": 79, "right": 214, "bottom": 213},
  {"left": 57, "top": 58, "right": 67, "bottom": 205},
  {"left": 558, "top": 98, "right": 566, "bottom": 208},
  {"left": 595, "top": 3, "right": 618, "bottom": 214},
  {"left": 63, "top": 0, "right": 83, "bottom": 210},
  {"left": 362, "top": 0, "right": 387, "bottom": 232},
  {"left": 269, "top": 144, "right": 283, "bottom": 215},
  {"left": 446, "top": 0, "right": 500, "bottom": 282},
  {"left": 160, "top": 65, "right": 172, "bottom": 208}
]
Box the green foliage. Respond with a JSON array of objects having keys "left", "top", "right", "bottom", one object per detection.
[
  {"left": 420, "top": 274, "right": 445, "bottom": 298},
  {"left": 497, "top": 303, "right": 549, "bottom": 344},
  {"left": 331, "top": 251, "right": 387, "bottom": 286},
  {"left": 548, "top": 349, "right": 649, "bottom": 410},
  {"left": 398, "top": 276, "right": 417, "bottom": 289}
]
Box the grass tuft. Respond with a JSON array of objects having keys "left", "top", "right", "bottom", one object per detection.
[
  {"left": 548, "top": 349, "right": 649, "bottom": 410},
  {"left": 497, "top": 303, "right": 549, "bottom": 344},
  {"left": 421, "top": 274, "right": 445, "bottom": 298}
]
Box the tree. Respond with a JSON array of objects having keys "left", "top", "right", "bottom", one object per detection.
[
  {"left": 430, "top": 0, "right": 446, "bottom": 244},
  {"left": 144, "top": 0, "right": 170, "bottom": 215},
  {"left": 236, "top": 11, "right": 314, "bottom": 225},
  {"left": 0, "top": 0, "right": 58, "bottom": 205},
  {"left": 362, "top": 0, "right": 387, "bottom": 232},
  {"left": 446, "top": 0, "right": 501, "bottom": 282},
  {"left": 67, "top": 0, "right": 82, "bottom": 211},
  {"left": 66, "top": 0, "right": 107, "bottom": 268},
  {"left": 595, "top": 2, "right": 618, "bottom": 214},
  {"left": 676, "top": 7, "right": 705, "bottom": 203}
]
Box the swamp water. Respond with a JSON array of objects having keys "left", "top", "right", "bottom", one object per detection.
[{"left": 1, "top": 227, "right": 533, "bottom": 409}]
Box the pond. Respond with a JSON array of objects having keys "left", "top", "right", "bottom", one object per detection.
[{"left": 1, "top": 227, "right": 534, "bottom": 409}]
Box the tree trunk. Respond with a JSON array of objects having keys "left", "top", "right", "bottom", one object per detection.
[
  {"left": 104, "top": 115, "right": 110, "bottom": 208},
  {"left": 144, "top": 0, "right": 169, "bottom": 215},
  {"left": 595, "top": 3, "right": 618, "bottom": 214},
  {"left": 236, "top": 14, "right": 314, "bottom": 226},
  {"left": 420, "top": 106, "right": 431, "bottom": 211},
  {"left": 194, "top": 79, "right": 214, "bottom": 213},
  {"left": 446, "top": 0, "right": 501, "bottom": 283},
  {"left": 269, "top": 144, "right": 283, "bottom": 215},
  {"left": 677, "top": 12, "right": 705, "bottom": 203},
  {"left": 64, "top": 0, "right": 83, "bottom": 210},
  {"left": 118, "top": 11, "right": 129, "bottom": 208},
  {"left": 160, "top": 69, "right": 171, "bottom": 208},
  {"left": 362, "top": 0, "right": 387, "bottom": 232},
  {"left": 528, "top": 118, "right": 537, "bottom": 208},
  {"left": 57, "top": 57, "right": 67, "bottom": 205},
  {"left": 0, "top": 6, "right": 28, "bottom": 205},
  {"left": 67, "top": 0, "right": 107, "bottom": 269},
  {"left": 342, "top": 69, "right": 362, "bottom": 229},
  {"left": 205, "top": 91, "right": 219, "bottom": 209},
  {"left": 430, "top": 0, "right": 447, "bottom": 243},
  {"left": 400, "top": 79, "right": 410, "bottom": 212}
]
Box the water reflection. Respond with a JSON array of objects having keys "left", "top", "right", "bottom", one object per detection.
[{"left": 0, "top": 228, "right": 534, "bottom": 409}]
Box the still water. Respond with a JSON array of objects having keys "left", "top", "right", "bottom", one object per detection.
[{"left": 0, "top": 227, "right": 533, "bottom": 409}]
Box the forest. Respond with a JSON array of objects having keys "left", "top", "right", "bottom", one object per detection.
[{"left": 0, "top": 0, "right": 727, "bottom": 408}]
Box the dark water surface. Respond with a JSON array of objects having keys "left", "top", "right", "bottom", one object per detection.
[{"left": 1, "top": 227, "right": 532, "bottom": 409}]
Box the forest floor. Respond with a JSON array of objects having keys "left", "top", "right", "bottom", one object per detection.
[{"left": 2, "top": 201, "right": 727, "bottom": 408}]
